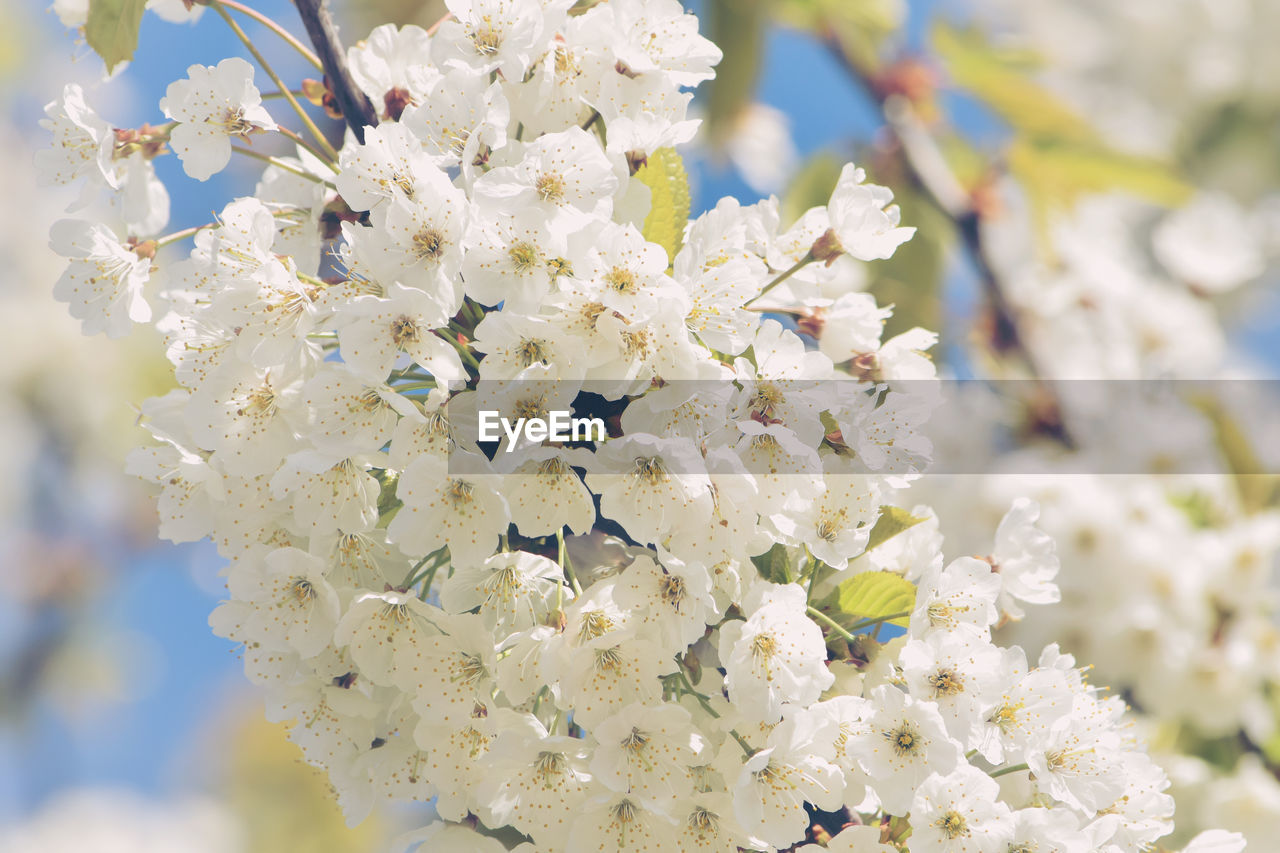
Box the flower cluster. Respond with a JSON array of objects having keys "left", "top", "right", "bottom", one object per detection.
[{"left": 43, "top": 1, "right": 1246, "bottom": 851}]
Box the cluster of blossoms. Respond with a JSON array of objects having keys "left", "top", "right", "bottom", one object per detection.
[{"left": 41, "top": 1, "right": 1247, "bottom": 851}]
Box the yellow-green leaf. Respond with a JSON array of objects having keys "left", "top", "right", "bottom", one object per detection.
[
  {"left": 836, "top": 570, "right": 916, "bottom": 627},
  {"left": 1010, "top": 137, "right": 1192, "bottom": 233},
  {"left": 933, "top": 22, "right": 1095, "bottom": 144},
  {"left": 864, "top": 505, "right": 928, "bottom": 552},
  {"left": 781, "top": 150, "right": 843, "bottom": 228},
  {"left": 86, "top": 0, "right": 147, "bottom": 73},
  {"left": 635, "top": 147, "right": 691, "bottom": 266},
  {"left": 1187, "top": 392, "right": 1280, "bottom": 514}
]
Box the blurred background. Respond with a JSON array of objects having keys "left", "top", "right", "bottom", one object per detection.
[{"left": 3, "top": 0, "right": 1279, "bottom": 849}]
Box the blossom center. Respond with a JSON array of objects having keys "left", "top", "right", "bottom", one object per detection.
[
  {"left": 516, "top": 337, "right": 549, "bottom": 367},
  {"left": 885, "top": 723, "right": 923, "bottom": 757},
  {"left": 935, "top": 810, "right": 968, "bottom": 839},
  {"left": 508, "top": 241, "right": 542, "bottom": 273},
  {"left": 413, "top": 227, "right": 445, "bottom": 262},
  {"left": 605, "top": 266, "right": 638, "bottom": 294},
  {"left": 390, "top": 314, "right": 422, "bottom": 347},
  {"left": 927, "top": 667, "right": 965, "bottom": 696},
  {"left": 535, "top": 171, "right": 567, "bottom": 203}
]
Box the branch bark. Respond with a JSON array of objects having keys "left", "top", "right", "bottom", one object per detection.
[{"left": 294, "top": 0, "right": 378, "bottom": 144}]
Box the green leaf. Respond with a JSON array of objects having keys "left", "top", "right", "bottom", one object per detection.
[
  {"left": 933, "top": 23, "right": 1095, "bottom": 144},
  {"left": 1187, "top": 392, "right": 1280, "bottom": 514},
  {"left": 750, "top": 542, "right": 793, "bottom": 584},
  {"left": 864, "top": 505, "right": 927, "bottom": 553},
  {"left": 635, "top": 147, "right": 691, "bottom": 267},
  {"left": 835, "top": 570, "right": 916, "bottom": 627},
  {"left": 863, "top": 181, "right": 951, "bottom": 339},
  {"left": 85, "top": 0, "right": 147, "bottom": 73},
  {"left": 781, "top": 151, "right": 843, "bottom": 228},
  {"left": 1010, "top": 138, "right": 1192, "bottom": 228},
  {"left": 773, "top": 0, "right": 902, "bottom": 74},
  {"left": 704, "top": 0, "right": 767, "bottom": 149}
]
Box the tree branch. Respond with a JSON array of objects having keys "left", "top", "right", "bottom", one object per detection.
[
  {"left": 825, "top": 33, "right": 1073, "bottom": 446},
  {"left": 294, "top": 0, "right": 378, "bottom": 144}
]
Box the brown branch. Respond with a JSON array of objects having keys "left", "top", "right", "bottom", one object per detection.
[
  {"left": 825, "top": 33, "right": 1072, "bottom": 447},
  {"left": 294, "top": 0, "right": 378, "bottom": 144}
]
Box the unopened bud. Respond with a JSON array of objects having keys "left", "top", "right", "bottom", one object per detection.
[
  {"left": 810, "top": 228, "right": 845, "bottom": 266},
  {"left": 383, "top": 86, "right": 415, "bottom": 122}
]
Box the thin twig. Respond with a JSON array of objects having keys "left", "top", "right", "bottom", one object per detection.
[
  {"left": 426, "top": 11, "right": 454, "bottom": 36},
  {"left": 231, "top": 145, "right": 336, "bottom": 188},
  {"left": 214, "top": 0, "right": 323, "bottom": 71},
  {"left": 295, "top": 0, "right": 379, "bottom": 143},
  {"left": 277, "top": 126, "right": 340, "bottom": 172}
]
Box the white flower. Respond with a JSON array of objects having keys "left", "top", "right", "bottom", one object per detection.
[
  {"left": 990, "top": 498, "right": 1060, "bottom": 619},
  {"left": 460, "top": 207, "right": 563, "bottom": 311},
  {"left": 435, "top": 0, "right": 573, "bottom": 79},
  {"left": 50, "top": 219, "right": 151, "bottom": 338},
  {"left": 565, "top": 794, "right": 679, "bottom": 853},
  {"left": 334, "top": 283, "right": 466, "bottom": 385},
  {"left": 720, "top": 583, "right": 834, "bottom": 724},
  {"left": 723, "top": 103, "right": 798, "bottom": 194},
  {"left": 900, "top": 631, "right": 1017, "bottom": 747},
  {"left": 347, "top": 23, "right": 439, "bottom": 114},
  {"left": 767, "top": 470, "right": 879, "bottom": 571},
  {"left": 1153, "top": 193, "right": 1263, "bottom": 292},
  {"left": 578, "top": 0, "right": 722, "bottom": 86},
  {"left": 815, "top": 825, "right": 896, "bottom": 852},
  {"left": 910, "top": 557, "right": 1001, "bottom": 639},
  {"left": 36, "top": 83, "right": 114, "bottom": 195},
  {"left": 334, "top": 121, "right": 437, "bottom": 211},
  {"left": 474, "top": 127, "right": 620, "bottom": 227},
  {"left": 345, "top": 166, "right": 469, "bottom": 307},
  {"left": 813, "top": 163, "right": 915, "bottom": 263},
  {"left": 183, "top": 362, "right": 303, "bottom": 477},
  {"left": 221, "top": 546, "right": 341, "bottom": 657},
  {"left": 732, "top": 713, "right": 845, "bottom": 849},
  {"left": 613, "top": 551, "right": 718, "bottom": 652},
  {"left": 401, "top": 67, "right": 510, "bottom": 172},
  {"left": 849, "top": 684, "right": 962, "bottom": 815},
  {"left": 387, "top": 453, "right": 509, "bottom": 565},
  {"left": 817, "top": 292, "right": 893, "bottom": 364},
  {"left": 439, "top": 549, "right": 564, "bottom": 635},
  {"left": 908, "top": 765, "right": 1014, "bottom": 853},
  {"left": 475, "top": 718, "right": 592, "bottom": 849},
  {"left": 159, "top": 57, "right": 276, "bottom": 181},
  {"left": 588, "top": 701, "right": 707, "bottom": 809},
  {"left": 495, "top": 446, "right": 598, "bottom": 538},
  {"left": 586, "top": 434, "right": 713, "bottom": 546},
  {"left": 1179, "top": 830, "right": 1248, "bottom": 853},
  {"left": 332, "top": 590, "right": 442, "bottom": 690}
]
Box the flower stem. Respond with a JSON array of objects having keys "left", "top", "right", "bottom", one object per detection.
[
  {"left": 154, "top": 224, "right": 209, "bottom": 249},
  {"left": 214, "top": 0, "right": 323, "bottom": 71},
  {"left": 230, "top": 145, "right": 336, "bottom": 188},
  {"left": 426, "top": 11, "right": 454, "bottom": 36},
  {"left": 849, "top": 610, "right": 911, "bottom": 632},
  {"left": 806, "top": 606, "right": 912, "bottom": 641},
  {"left": 989, "top": 762, "right": 1030, "bottom": 779},
  {"left": 807, "top": 606, "right": 856, "bottom": 640},
  {"left": 277, "top": 126, "right": 340, "bottom": 173},
  {"left": 213, "top": 3, "right": 340, "bottom": 164},
  {"left": 745, "top": 253, "right": 815, "bottom": 307},
  {"left": 557, "top": 528, "right": 582, "bottom": 595}
]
